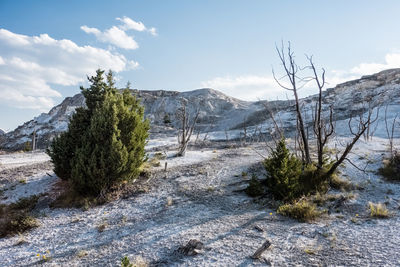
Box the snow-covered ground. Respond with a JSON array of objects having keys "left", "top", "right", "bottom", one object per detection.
[
  {"left": 0, "top": 151, "right": 50, "bottom": 170},
  {"left": 0, "top": 137, "right": 399, "bottom": 266}
]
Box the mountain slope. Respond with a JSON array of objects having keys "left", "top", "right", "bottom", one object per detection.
[{"left": 1, "top": 69, "right": 400, "bottom": 150}]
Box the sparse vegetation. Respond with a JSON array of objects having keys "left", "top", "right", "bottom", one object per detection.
[
  {"left": 245, "top": 174, "right": 264, "bottom": 197},
  {"left": 47, "top": 69, "right": 149, "bottom": 196},
  {"left": 50, "top": 183, "right": 101, "bottom": 210},
  {"left": 330, "top": 174, "right": 353, "bottom": 191},
  {"left": 163, "top": 113, "right": 171, "bottom": 124},
  {"left": 0, "top": 195, "right": 40, "bottom": 238},
  {"left": 23, "top": 141, "right": 32, "bottom": 152},
  {"left": 263, "top": 138, "right": 331, "bottom": 201},
  {"left": 379, "top": 152, "right": 400, "bottom": 181},
  {"left": 121, "top": 256, "right": 133, "bottom": 267},
  {"left": 97, "top": 221, "right": 108, "bottom": 232},
  {"left": 264, "top": 138, "right": 303, "bottom": 201},
  {"left": 368, "top": 202, "right": 390, "bottom": 218},
  {"left": 76, "top": 250, "right": 88, "bottom": 258},
  {"left": 277, "top": 198, "right": 323, "bottom": 222},
  {"left": 121, "top": 256, "right": 147, "bottom": 267}
]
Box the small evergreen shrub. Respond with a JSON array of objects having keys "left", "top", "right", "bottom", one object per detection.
[
  {"left": 264, "top": 138, "right": 302, "bottom": 201},
  {"left": 245, "top": 174, "right": 264, "bottom": 197},
  {"left": 263, "top": 138, "right": 332, "bottom": 202},
  {"left": 379, "top": 152, "right": 400, "bottom": 181},
  {"left": 121, "top": 256, "right": 147, "bottom": 267},
  {"left": 163, "top": 114, "right": 171, "bottom": 124},
  {"left": 121, "top": 256, "right": 133, "bottom": 267},
  {"left": 277, "top": 198, "right": 322, "bottom": 222},
  {"left": 23, "top": 141, "right": 32, "bottom": 152},
  {"left": 47, "top": 70, "right": 149, "bottom": 196}
]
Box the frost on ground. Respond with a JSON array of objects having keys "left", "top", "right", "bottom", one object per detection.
[{"left": 0, "top": 137, "right": 400, "bottom": 266}]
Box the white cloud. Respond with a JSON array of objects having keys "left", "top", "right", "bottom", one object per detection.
[
  {"left": 81, "top": 25, "right": 139, "bottom": 50},
  {"left": 80, "top": 25, "right": 101, "bottom": 35},
  {"left": 201, "top": 75, "right": 284, "bottom": 101},
  {"left": 0, "top": 28, "right": 138, "bottom": 110},
  {"left": 116, "top": 16, "right": 157, "bottom": 36},
  {"left": 117, "top": 16, "right": 146, "bottom": 32},
  {"left": 81, "top": 16, "right": 157, "bottom": 49},
  {"left": 0, "top": 29, "right": 30, "bottom": 46},
  {"left": 350, "top": 53, "right": 400, "bottom": 76},
  {"left": 148, "top": 27, "right": 158, "bottom": 36}
]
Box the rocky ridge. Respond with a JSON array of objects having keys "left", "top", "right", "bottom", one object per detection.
[{"left": 1, "top": 68, "right": 400, "bottom": 150}]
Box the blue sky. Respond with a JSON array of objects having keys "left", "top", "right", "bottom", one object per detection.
[{"left": 1, "top": 0, "right": 400, "bottom": 131}]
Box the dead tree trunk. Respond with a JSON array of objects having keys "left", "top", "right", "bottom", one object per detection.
[
  {"left": 273, "top": 42, "right": 311, "bottom": 164},
  {"left": 176, "top": 99, "right": 199, "bottom": 157},
  {"left": 307, "top": 56, "right": 334, "bottom": 169},
  {"left": 384, "top": 104, "right": 398, "bottom": 156}
]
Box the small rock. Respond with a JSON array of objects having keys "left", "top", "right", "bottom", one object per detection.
[
  {"left": 178, "top": 239, "right": 204, "bottom": 256},
  {"left": 254, "top": 225, "right": 264, "bottom": 232}
]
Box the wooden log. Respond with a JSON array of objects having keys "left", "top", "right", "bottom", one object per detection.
[{"left": 251, "top": 240, "right": 271, "bottom": 259}]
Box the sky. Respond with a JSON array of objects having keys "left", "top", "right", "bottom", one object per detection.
[{"left": 1, "top": 0, "right": 400, "bottom": 131}]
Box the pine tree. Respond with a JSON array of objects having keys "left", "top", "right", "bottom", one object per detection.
[
  {"left": 264, "top": 138, "right": 302, "bottom": 201},
  {"left": 47, "top": 69, "right": 149, "bottom": 195}
]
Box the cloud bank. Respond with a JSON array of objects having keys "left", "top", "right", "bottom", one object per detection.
[
  {"left": 202, "top": 53, "right": 400, "bottom": 101},
  {"left": 0, "top": 28, "right": 138, "bottom": 110}
]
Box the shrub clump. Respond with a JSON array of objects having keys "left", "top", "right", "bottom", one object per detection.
[
  {"left": 0, "top": 195, "right": 40, "bottom": 238},
  {"left": 47, "top": 70, "right": 149, "bottom": 196},
  {"left": 263, "top": 138, "right": 330, "bottom": 201},
  {"left": 263, "top": 138, "right": 303, "bottom": 201},
  {"left": 378, "top": 152, "right": 400, "bottom": 181},
  {"left": 277, "top": 198, "right": 322, "bottom": 222},
  {"left": 245, "top": 174, "right": 264, "bottom": 197},
  {"left": 368, "top": 202, "right": 390, "bottom": 218}
]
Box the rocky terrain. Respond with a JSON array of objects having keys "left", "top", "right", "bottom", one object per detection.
[
  {"left": 0, "top": 137, "right": 400, "bottom": 266},
  {"left": 0, "top": 69, "right": 400, "bottom": 266},
  {"left": 2, "top": 68, "right": 400, "bottom": 150}
]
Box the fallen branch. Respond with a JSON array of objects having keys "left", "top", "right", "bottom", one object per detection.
[{"left": 251, "top": 239, "right": 271, "bottom": 259}]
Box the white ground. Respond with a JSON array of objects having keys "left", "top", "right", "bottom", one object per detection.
[
  {"left": 0, "top": 151, "right": 49, "bottom": 170},
  {"left": 0, "top": 137, "right": 399, "bottom": 266}
]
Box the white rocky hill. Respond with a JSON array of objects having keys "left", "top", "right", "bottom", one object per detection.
[{"left": 1, "top": 69, "right": 400, "bottom": 150}]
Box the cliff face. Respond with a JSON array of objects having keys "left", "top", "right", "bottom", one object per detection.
[{"left": 2, "top": 68, "right": 400, "bottom": 150}]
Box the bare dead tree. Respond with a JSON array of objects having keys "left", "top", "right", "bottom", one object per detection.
[
  {"left": 326, "top": 107, "right": 379, "bottom": 177},
  {"left": 224, "top": 128, "right": 229, "bottom": 142},
  {"left": 273, "top": 42, "right": 311, "bottom": 164},
  {"left": 273, "top": 42, "right": 384, "bottom": 181},
  {"left": 240, "top": 117, "right": 248, "bottom": 146},
  {"left": 176, "top": 99, "right": 200, "bottom": 156},
  {"left": 261, "top": 100, "right": 283, "bottom": 145},
  {"left": 307, "top": 56, "right": 334, "bottom": 169},
  {"left": 384, "top": 104, "right": 398, "bottom": 156}
]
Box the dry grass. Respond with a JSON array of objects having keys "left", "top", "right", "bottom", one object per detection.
[
  {"left": 312, "top": 192, "right": 355, "bottom": 206},
  {"left": 277, "top": 198, "right": 323, "bottom": 222},
  {"left": 50, "top": 176, "right": 150, "bottom": 210},
  {"left": 76, "top": 250, "right": 88, "bottom": 258},
  {"left": 330, "top": 174, "right": 353, "bottom": 191},
  {"left": 368, "top": 202, "right": 390, "bottom": 218},
  {"left": 0, "top": 195, "right": 40, "bottom": 238}
]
